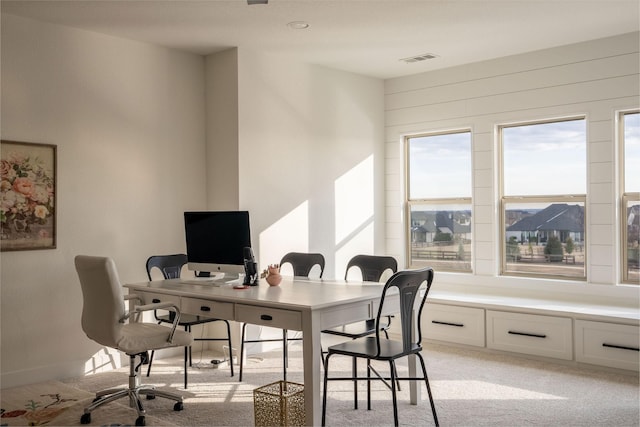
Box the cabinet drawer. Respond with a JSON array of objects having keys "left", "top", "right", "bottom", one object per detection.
[
  {"left": 575, "top": 320, "right": 639, "bottom": 371},
  {"left": 135, "top": 291, "right": 180, "bottom": 307},
  {"left": 486, "top": 310, "right": 572, "bottom": 360},
  {"left": 181, "top": 297, "right": 234, "bottom": 320},
  {"left": 236, "top": 304, "right": 302, "bottom": 331},
  {"left": 424, "top": 303, "right": 485, "bottom": 347}
]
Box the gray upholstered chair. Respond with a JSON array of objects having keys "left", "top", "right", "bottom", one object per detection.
[{"left": 75, "top": 255, "right": 193, "bottom": 427}]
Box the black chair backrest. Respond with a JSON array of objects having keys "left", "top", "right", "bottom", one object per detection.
[
  {"left": 280, "top": 252, "right": 325, "bottom": 278},
  {"left": 375, "top": 267, "right": 434, "bottom": 354},
  {"left": 146, "top": 254, "right": 188, "bottom": 280},
  {"left": 344, "top": 254, "right": 398, "bottom": 282}
]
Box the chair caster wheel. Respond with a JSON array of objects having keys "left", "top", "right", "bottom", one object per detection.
[
  {"left": 146, "top": 394, "right": 156, "bottom": 400},
  {"left": 135, "top": 415, "right": 146, "bottom": 426},
  {"left": 80, "top": 413, "right": 91, "bottom": 424},
  {"left": 174, "top": 401, "right": 184, "bottom": 411}
]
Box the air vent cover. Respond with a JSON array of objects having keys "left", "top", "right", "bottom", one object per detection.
[{"left": 401, "top": 53, "right": 438, "bottom": 63}]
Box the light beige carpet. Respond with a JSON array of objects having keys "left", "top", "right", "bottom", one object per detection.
[{"left": 5, "top": 342, "right": 639, "bottom": 426}]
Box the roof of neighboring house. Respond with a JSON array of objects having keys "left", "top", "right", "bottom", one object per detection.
[
  {"left": 411, "top": 211, "right": 471, "bottom": 234},
  {"left": 507, "top": 204, "right": 584, "bottom": 232}
]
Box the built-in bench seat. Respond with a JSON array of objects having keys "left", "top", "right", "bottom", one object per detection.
[{"left": 421, "top": 286, "right": 639, "bottom": 372}]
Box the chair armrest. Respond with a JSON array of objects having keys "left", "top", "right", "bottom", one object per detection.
[{"left": 132, "top": 302, "right": 183, "bottom": 343}]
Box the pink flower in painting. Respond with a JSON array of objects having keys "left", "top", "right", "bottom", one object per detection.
[{"left": 12, "top": 177, "right": 35, "bottom": 197}]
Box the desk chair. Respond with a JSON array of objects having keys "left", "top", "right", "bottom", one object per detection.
[
  {"left": 238, "top": 252, "right": 325, "bottom": 381},
  {"left": 145, "top": 254, "right": 234, "bottom": 389},
  {"left": 321, "top": 254, "right": 398, "bottom": 408},
  {"left": 322, "top": 267, "right": 439, "bottom": 427},
  {"left": 75, "top": 255, "right": 193, "bottom": 427}
]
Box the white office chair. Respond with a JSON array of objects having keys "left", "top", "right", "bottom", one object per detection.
[{"left": 75, "top": 255, "right": 193, "bottom": 427}]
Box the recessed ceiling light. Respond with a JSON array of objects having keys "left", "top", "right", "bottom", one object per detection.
[{"left": 287, "top": 21, "right": 310, "bottom": 30}]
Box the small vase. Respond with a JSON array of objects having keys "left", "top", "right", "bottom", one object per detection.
[{"left": 266, "top": 273, "right": 282, "bottom": 286}]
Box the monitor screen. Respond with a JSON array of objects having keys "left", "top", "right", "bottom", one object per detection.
[{"left": 184, "top": 211, "right": 251, "bottom": 276}]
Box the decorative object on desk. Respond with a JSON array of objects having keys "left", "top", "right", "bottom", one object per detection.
[
  {"left": 1, "top": 140, "right": 56, "bottom": 251},
  {"left": 262, "top": 264, "right": 282, "bottom": 286},
  {"left": 253, "top": 380, "right": 304, "bottom": 427}
]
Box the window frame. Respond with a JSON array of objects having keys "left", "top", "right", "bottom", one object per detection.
[
  {"left": 619, "top": 110, "right": 640, "bottom": 284},
  {"left": 498, "top": 116, "right": 587, "bottom": 281},
  {"left": 404, "top": 129, "right": 473, "bottom": 273}
]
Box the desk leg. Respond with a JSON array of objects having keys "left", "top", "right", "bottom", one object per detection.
[{"left": 302, "top": 310, "right": 321, "bottom": 426}]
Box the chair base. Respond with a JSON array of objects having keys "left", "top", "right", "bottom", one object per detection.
[{"left": 81, "top": 354, "right": 184, "bottom": 426}]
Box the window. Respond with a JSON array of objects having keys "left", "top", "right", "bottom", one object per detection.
[
  {"left": 621, "top": 111, "right": 640, "bottom": 284},
  {"left": 405, "top": 130, "right": 472, "bottom": 273},
  {"left": 499, "top": 118, "right": 586, "bottom": 280}
]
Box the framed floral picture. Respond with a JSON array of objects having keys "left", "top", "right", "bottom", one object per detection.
[{"left": 1, "top": 140, "right": 57, "bottom": 251}]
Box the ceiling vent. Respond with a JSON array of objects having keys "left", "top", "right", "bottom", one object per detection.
[{"left": 400, "top": 53, "right": 438, "bottom": 63}]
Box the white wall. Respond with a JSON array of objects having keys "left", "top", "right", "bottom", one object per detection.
[
  {"left": 0, "top": 14, "right": 208, "bottom": 388},
  {"left": 234, "top": 49, "right": 385, "bottom": 279},
  {"left": 384, "top": 32, "right": 640, "bottom": 301},
  {"left": 1, "top": 14, "right": 386, "bottom": 387}
]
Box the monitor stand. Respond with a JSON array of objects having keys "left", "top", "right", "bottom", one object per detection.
[{"left": 195, "top": 271, "right": 241, "bottom": 283}]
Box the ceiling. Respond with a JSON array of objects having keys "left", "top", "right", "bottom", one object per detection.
[{"left": 2, "top": 0, "right": 639, "bottom": 80}]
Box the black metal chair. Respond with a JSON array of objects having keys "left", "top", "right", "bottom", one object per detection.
[
  {"left": 145, "top": 254, "right": 234, "bottom": 388},
  {"left": 321, "top": 254, "right": 398, "bottom": 408},
  {"left": 238, "top": 252, "right": 325, "bottom": 381},
  {"left": 322, "top": 267, "right": 439, "bottom": 427}
]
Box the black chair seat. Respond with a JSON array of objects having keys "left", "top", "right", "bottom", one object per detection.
[
  {"left": 322, "top": 319, "right": 390, "bottom": 339},
  {"left": 325, "top": 336, "right": 421, "bottom": 361},
  {"left": 155, "top": 313, "right": 217, "bottom": 327}
]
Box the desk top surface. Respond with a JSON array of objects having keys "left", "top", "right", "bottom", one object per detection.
[{"left": 125, "top": 277, "right": 386, "bottom": 312}]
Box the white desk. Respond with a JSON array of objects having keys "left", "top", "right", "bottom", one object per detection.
[{"left": 124, "top": 277, "right": 418, "bottom": 426}]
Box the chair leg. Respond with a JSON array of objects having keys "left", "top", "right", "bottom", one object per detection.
[
  {"left": 282, "top": 329, "right": 288, "bottom": 383},
  {"left": 417, "top": 352, "right": 439, "bottom": 427},
  {"left": 366, "top": 359, "right": 372, "bottom": 410},
  {"left": 224, "top": 320, "right": 234, "bottom": 377},
  {"left": 146, "top": 350, "right": 155, "bottom": 377},
  {"left": 389, "top": 360, "right": 399, "bottom": 427},
  {"left": 239, "top": 322, "right": 248, "bottom": 382},
  {"left": 352, "top": 356, "right": 358, "bottom": 409},
  {"left": 321, "top": 353, "right": 332, "bottom": 426},
  {"left": 184, "top": 346, "right": 188, "bottom": 389}
]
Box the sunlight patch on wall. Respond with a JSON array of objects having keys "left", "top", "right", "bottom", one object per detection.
[
  {"left": 335, "top": 155, "right": 374, "bottom": 245},
  {"left": 84, "top": 348, "right": 121, "bottom": 375},
  {"left": 336, "top": 222, "right": 374, "bottom": 279},
  {"left": 259, "top": 201, "right": 309, "bottom": 275}
]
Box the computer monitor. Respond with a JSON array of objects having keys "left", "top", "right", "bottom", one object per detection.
[{"left": 184, "top": 211, "right": 251, "bottom": 279}]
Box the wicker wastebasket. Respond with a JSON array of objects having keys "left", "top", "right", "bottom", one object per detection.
[{"left": 253, "top": 380, "right": 305, "bottom": 426}]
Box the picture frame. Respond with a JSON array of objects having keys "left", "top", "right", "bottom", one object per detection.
[{"left": 1, "top": 140, "right": 57, "bottom": 251}]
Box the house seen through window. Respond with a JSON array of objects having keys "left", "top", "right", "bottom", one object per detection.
[
  {"left": 500, "top": 118, "right": 586, "bottom": 280},
  {"left": 406, "top": 130, "right": 472, "bottom": 273}
]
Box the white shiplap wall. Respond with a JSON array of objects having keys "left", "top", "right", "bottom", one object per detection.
[{"left": 384, "top": 32, "right": 640, "bottom": 300}]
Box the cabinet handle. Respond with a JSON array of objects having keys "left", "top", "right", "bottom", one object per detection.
[
  {"left": 432, "top": 320, "right": 464, "bottom": 327},
  {"left": 602, "top": 343, "right": 639, "bottom": 352},
  {"left": 260, "top": 314, "right": 273, "bottom": 321},
  {"left": 200, "top": 306, "right": 211, "bottom": 312},
  {"left": 508, "top": 330, "right": 546, "bottom": 338},
  {"left": 152, "top": 298, "right": 161, "bottom": 303}
]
